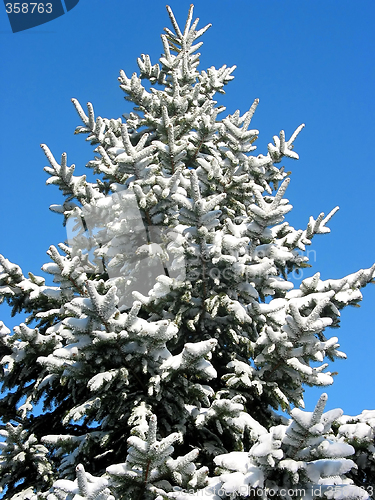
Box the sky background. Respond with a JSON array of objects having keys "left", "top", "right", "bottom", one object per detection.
[{"left": 0, "top": 0, "right": 374, "bottom": 417}]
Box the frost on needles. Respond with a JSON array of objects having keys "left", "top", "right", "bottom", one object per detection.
[{"left": 0, "top": 5, "right": 374, "bottom": 500}]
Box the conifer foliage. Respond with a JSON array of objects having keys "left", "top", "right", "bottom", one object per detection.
[{"left": 0, "top": 5, "right": 374, "bottom": 499}]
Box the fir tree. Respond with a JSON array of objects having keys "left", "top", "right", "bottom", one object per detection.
[{"left": 0, "top": 5, "right": 374, "bottom": 499}]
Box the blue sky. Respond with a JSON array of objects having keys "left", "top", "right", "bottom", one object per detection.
[{"left": 0, "top": 0, "right": 374, "bottom": 417}]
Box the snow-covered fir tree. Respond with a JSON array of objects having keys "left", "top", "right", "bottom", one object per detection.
[{"left": 0, "top": 5, "right": 374, "bottom": 499}]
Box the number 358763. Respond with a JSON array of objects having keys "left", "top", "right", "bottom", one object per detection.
[{"left": 6, "top": 3, "right": 52, "bottom": 14}]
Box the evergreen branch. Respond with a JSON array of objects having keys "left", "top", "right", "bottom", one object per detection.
[{"left": 166, "top": 5, "right": 183, "bottom": 39}]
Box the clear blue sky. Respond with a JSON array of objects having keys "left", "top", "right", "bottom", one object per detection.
[{"left": 1, "top": 0, "right": 374, "bottom": 416}]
